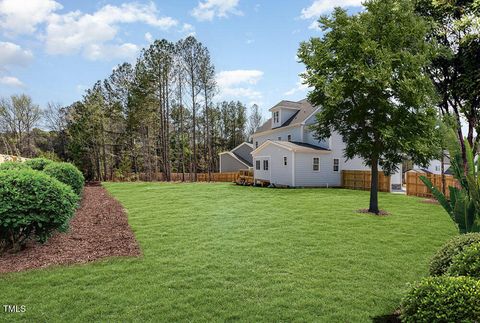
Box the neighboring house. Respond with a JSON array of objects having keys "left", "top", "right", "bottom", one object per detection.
[
  {"left": 250, "top": 99, "right": 403, "bottom": 190},
  {"left": 219, "top": 142, "right": 253, "bottom": 172},
  {"left": 411, "top": 155, "right": 451, "bottom": 175}
]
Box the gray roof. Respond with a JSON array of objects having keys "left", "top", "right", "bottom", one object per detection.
[
  {"left": 254, "top": 99, "right": 318, "bottom": 134},
  {"left": 274, "top": 141, "right": 330, "bottom": 153},
  {"left": 232, "top": 151, "right": 253, "bottom": 167}
]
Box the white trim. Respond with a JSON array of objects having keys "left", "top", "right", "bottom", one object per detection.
[
  {"left": 300, "top": 107, "right": 321, "bottom": 125},
  {"left": 230, "top": 141, "right": 254, "bottom": 153},
  {"left": 313, "top": 157, "right": 320, "bottom": 171},
  {"left": 251, "top": 140, "right": 331, "bottom": 155},
  {"left": 292, "top": 151, "right": 296, "bottom": 186}
]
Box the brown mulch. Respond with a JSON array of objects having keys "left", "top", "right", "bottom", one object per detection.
[
  {"left": 357, "top": 209, "right": 390, "bottom": 216},
  {"left": 0, "top": 185, "right": 141, "bottom": 274}
]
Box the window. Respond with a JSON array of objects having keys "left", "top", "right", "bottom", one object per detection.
[
  {"left": 278, "top": 136, "right": 282, "bottom": 141},
  {"left": 333, "top": 159, "right": 339, "bottom": 172},
  {"left": 263, "top": 160, "right": 269, "bottom": 171},
  {"left": 283, "top": 156, "right": 288, "bottom": 166},
  {"left": 435, "top": 166, "right": 440, "bottom": 171},
  {"left": 313, "top": 157, "right": 319, "bottom": 171},
  {"left": 273, "top": 111, "right": 279, "bottom": 123},
  {"left": 287, "top": 134, "right": 291, "bottom": 141},
  {"left": 256, "top": 160, "right": 260, "bottom": 170},
  {"left": 255, "top": 141, "right": 258, "bottom": 148}
]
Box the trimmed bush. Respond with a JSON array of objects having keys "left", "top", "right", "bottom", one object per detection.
[
  {"left": 25, "top": 157, "right": 54, "bottom": 171},
  {"left": 0, "top": 169, "right": 78, "bottom": 253},
  {"left": 401, "top": 276, "right": 480, "bottom": 323},
  {"left": 429, "top": 233, "right": 480, "bottom": 276},
  {"left": 448, "top": 242, "right": 480, "bottom": 279},
  {"left": 0, "top": 161, "right": 29, "bottom": 171},
  {"left": 43, "top": 162, "right": 85, "bottom": 196}
]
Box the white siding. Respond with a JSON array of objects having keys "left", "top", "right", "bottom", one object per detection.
[
  {"left": 252, "top": 144, "right": 293, "bottom": 186},
  {"left": 413, "top": 160, "right": 448, "bottom": 175},
  {"left": 253, "top": 126, "right": 302, "bottom": 148},
  {"left": 294, "top": 152, "right": 340, "bottom": 187}
]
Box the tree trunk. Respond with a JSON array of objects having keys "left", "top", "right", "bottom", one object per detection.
[{"left": 369, "top": 157, "right": 380, "bottom": 214}]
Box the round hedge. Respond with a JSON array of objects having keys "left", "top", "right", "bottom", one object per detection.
[
  {"left": 429, "top": 233, "right": 480, "bottom": 276},
  {"left": 0, "top": 161, "right": 29, "bottom": 171},
  {"left": 25, "top": 157, "right": 54, "bottom": 171},
  {"left": 448, "top": 242, "right": 480, "bottom": 279},
  {"left": 43, "top": 162, "right": 85, "bottom": 196},
  {"left": 0, "top": 169, "right": 79, "bottom": 252},
  {"left": 401, "top": 276, "right": 480, "bottom": 323}
]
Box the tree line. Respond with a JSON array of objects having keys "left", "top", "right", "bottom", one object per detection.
[{"left": 0, "top": 36, "right": 264, "bottom": 181}]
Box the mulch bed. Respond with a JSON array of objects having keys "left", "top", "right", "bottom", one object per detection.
[
  {"left": 0, "top": 184, "right": 141, "bottom": 274},
  {"left": 357, "top": 209, "right": 390, "bottom": 216}
]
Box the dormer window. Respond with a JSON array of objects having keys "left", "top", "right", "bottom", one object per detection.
[{"left": 273, "top": 111, "right": 279, "bottom": 123}]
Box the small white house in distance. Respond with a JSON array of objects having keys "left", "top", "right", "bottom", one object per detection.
[
  {"left": 251, "top": 99, "right": 403, "bottom": 190},
  {"left": 219, "top": 142, "right": 253, "bottom": 172},
  {"left": 411, "top": 157, "right": 451, "bottom": 175}
]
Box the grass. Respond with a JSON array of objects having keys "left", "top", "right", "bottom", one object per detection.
[{"left": 0, "top": 183, "right": 456, "bottom": 322}]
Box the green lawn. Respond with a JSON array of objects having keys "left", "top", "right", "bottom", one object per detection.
[{"left": 0, "top": 183, "right": 456, "bottom": 322}]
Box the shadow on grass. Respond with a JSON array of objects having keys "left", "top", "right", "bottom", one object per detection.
[{"left": 371, "top": 312, "right": 401, "bottom": 323}]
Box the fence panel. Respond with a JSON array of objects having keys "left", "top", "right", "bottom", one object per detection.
[
  {"left": 341, "top": 170, "right": 391, "bottom": 192},
  {"left": 406, "top": 172, "right": 459, "bottom": 198}
]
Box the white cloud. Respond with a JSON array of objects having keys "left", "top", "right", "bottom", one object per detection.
[
  {"left": 216, "top": 69, "right": 263, "bottom": 101},
  {"left": 0, "top": 42, "right": 33, "bottom": 67},
  {"left": 301, "top": 0, "right": 363, "bottom": 19},
  {"left": 284, "top": 78, "right": 310, "bottom": 96},
  {"left": 83, "top": 43, "right": 140, "bottom": 61},
  {"left": 44, "top": 2, "right": 178, "bottom": 60},
  {"left": 145, "top": 32, "right": 153, "bottom": 43},
  {"left": 0, "top": 76, "right": 23, "bottom": 87},
  {"left": 217, "top": 70, "right": 263, "bottom": 88},
  {"left": 191, "top": 0, "right": 242, "bottom": 21},
  {"left": 0, "top": 0, "right": 62, "bottom": 35},
  {"left": 181, "top": 23, "right": 196, "bottom": 36}
]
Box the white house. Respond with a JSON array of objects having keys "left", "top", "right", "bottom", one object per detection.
[
  {"left": 219, "top": 142, "right": 253, "bottom": 172},
  {"left": 411, "top": 156, "right": 451, "bottom": 175},
  {"left": 250, "top": 99, "right": 403, "bottom": 190}
]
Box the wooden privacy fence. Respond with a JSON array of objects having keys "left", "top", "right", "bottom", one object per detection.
[
  {"left": 406, "top": 171, "right": 459, "bottom": 198},
  {"left": 341, "top": 170, "right": 391, "bottom": 192},
  {"left": 112, "top": 171, "right": 239, "bottom": 183}
]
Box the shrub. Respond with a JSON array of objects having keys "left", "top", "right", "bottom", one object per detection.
[
  {"left": 25, "top": 157, "right": 54, "bottom": 171},
  {"left": 43, "top": 162, "right": 85, "bottom": 196},
  {"left": 448, "top": 242, "right": 480, "bottom": 279},
  {"left": 401, "top": 276, "right": 480, "bottom": 323},
  {"left": 429, "top": 233, "right": 480, "bottom": 276},
  {"left": 0, "top": 169, "right": 78, "bottom": 253},
  {"left": 0, "top": 161, "right": 29, "bottom": 171}
]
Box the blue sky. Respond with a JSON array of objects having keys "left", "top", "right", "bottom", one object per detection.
[{"left": 0, "top": 0, "right": 363, "bottom": 117}]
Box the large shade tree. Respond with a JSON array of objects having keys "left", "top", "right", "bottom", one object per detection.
[
  {"left": 415, "top": 0, "right": 480, "bottom": 165},
  {"left": 298, "top": 0, "right": 439, "bottom": 214}
]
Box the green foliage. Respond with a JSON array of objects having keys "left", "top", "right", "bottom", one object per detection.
[
  {"left": 0, "top": 169, "right": 78, "bottom": 253},
  {"left": 25, "top": 158, "right": 54, "bottom": 171},
  {"left": 420, "top": 138, "right": 480, "bottom": 233},
  {"left": 43, "top": 162, "right": 85, "bottom": 196},
  {"left": 448, "top": 242, "right": 480, "bottom": 279},
  {"left": 0, "top": 161, "right": 30, "bottom": 171},
  {"left": 401, "top": 276, "right": 480, "bottom": 323},
  {"left": 298, "top": 0, "right": 438, "bottom": 212},
  {"left": 429, "top": 233, "right": 480, "bottom": 276}
]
